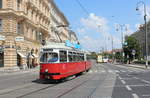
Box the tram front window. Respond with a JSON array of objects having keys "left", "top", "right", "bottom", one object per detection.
[{"left": 40, "top": 52, "right": 58, "bottom": 63}]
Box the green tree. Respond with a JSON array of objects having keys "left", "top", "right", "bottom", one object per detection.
[
  {"left": 123, "top": 36, "right": 141, "bottom": 63},
  {"left": 90, "top": 52, "right": 97, "bottom": 60}
]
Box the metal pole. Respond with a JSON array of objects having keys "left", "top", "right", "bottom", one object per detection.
[
  {"left": 144, "top": 4, "right": 148, "bottom": 68},
  {"left": 136, "top": 1, "right": 148, "bottom": 68},
  {"left": 111, "top": 36, "right": 114, "bottom": 63},
  {"left": 120, "top": 25, "right": 124, "bottom": 63}
]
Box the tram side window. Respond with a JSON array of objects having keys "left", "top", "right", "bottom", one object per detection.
[
  {"left": 68, "top": 52, "right": 73, "bottom": 62},
  {"left": 60, "top": 51, "right": 67, "bottom": 62},
  {"left": 40, "top": 53, "right": 48, "bottom": 63},
  {"left": 80, "top": 54, "right": 84, "bottom": 61},
  {"left": 40, "top": 52, "right": 58, "bottom": 63},
  {"left": 48, "top": 53, "right": 58, "bottom": 63},
  {"left": 72, "top": 52, "right": 76, "bottom": 62}
]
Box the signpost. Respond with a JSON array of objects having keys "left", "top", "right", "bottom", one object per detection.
[{"left": 132, "top": 50, "right": 136, "bottom": 60}]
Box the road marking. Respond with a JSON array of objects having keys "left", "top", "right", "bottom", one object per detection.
[
  {"left": 89, "top": 70, "right": 93, "bottom": 73},
  {"left": 121, "top": 70, "right": 126, "bottom": 73},
  {"left": 132, "top": 93, "right": 139, "bottom": 98},
  {"left": 118, "top": 76, "right": 122, "bottom": 80},
  {"left": 101, "top": 70, "right": 105, "bottom": 73},
  {"left": 108, "top": 70, "right": 114, "bottom": 73},
  {"left": 121, "top": 80, "right": 126, "bottom": 84},
  {"left": 126, "top": 85, "right": 132, "bottom": 91},
  {"left": 94, "top": 70, "right": 98, "bottom": 73},
  {"left": 141, "top": 79, "right": 150, "bottom": 84},
  {"left": 143, "top": 94, "right": 150, "bottom": 97},
  {"left": 134, "top": 77, "right": 139, "bottom": 79},
  {"left": 115, "top": 70, "right": 119, "bottom": 73}
]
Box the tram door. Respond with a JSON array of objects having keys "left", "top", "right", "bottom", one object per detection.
[{"left": 0, "top": 52, "right": 4, "bottom": 67}]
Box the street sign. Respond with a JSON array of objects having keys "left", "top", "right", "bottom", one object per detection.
[
  {"left": 0, "top": 35, "right": 5, "bottom": 41},
  {"left": 15, "top": 37, "right": 24, "bottom": 41},
  {"left": 132, "top": 50, "right": 136, "bottom": 56}
]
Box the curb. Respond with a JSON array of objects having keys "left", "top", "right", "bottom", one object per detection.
[{"left": 124, "top": 64, "right": 148, "bottom": 69}]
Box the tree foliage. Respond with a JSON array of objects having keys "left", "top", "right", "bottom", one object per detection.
[{"left": 123, "top": 36, "right": 141, "bottom": 62}]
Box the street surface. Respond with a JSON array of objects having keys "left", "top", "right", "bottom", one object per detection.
[{"left": 0, "top": 63, "right": 150, "bottom": 98}]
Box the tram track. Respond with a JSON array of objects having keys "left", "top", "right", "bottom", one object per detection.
[
  {"left": 55, "top": 65, "right": 109, "bottom": 98},
  {"left": 16, "top": 83, "right": 58, "bottom": 98},
  {"left": 1, "top": 63, "right": 109, "bottom": 98},
  {"left": 55, "top": 79, "right": 90, "bottom": 98},
  {"left": 0, "top": 79, "right": 60, "bottom": 98},
  {"left": 17, "top": 75, "right": 92, "bottom": 98}
]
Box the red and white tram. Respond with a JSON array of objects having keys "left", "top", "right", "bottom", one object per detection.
[{"left": 39, "top": 43, "right": 92, "bottom": 80}]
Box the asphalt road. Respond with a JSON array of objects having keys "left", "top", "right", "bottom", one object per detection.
[{"left": 0, "top": 63, "right": 149, "bottom": 98}]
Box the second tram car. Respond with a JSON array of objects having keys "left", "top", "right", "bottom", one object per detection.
[{"left": 39, "top": 44, "right": 92, "bottom": 80}]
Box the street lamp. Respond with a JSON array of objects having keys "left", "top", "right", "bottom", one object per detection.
[
  {"left": 116, "top": 24, "right": 127, "bottom": 63},
  {"left": 136, "top": 1, "right": 148, "bottom": 68}
]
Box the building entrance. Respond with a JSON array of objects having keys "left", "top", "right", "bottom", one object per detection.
[{"left": 0, "top": 52, "right": 4, "bottom": 67}]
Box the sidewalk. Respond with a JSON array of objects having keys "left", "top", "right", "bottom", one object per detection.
[
  {"left": 0, "top": 66, "right": 39, "bottom": 75},
  {"left": 115, "top": 63, "right": 150, "bottom": 69}
]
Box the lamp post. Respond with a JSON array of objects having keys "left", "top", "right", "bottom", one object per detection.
[
  {"left": 136, "top": 1, "right": 148, "bottom": 68},
  {"left": 116, "top": 24, "right": 127, "bottom": 63}
]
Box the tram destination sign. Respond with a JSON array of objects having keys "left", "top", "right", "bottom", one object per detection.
[{"left": 43, "top": 48, "right": 53, "bottom": 52}]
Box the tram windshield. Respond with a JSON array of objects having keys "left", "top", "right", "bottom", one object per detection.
[{"left": 40, "top": 52, "right": 58, "bottom": 63}]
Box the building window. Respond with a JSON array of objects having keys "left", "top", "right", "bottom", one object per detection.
[
  {"left": 0, "top": 0, "right": 2, "bottom": 9},
  {"left": 36, "top": 31, "right": 39, "bottom": 41},
  {"left": 0, "top": 19, "right": 2, "bottom": 32},
  {"left": 17, "top": 0, "right": 21, "bottom": 10},
  {"left": 17, "top": 23, "right": 22, "bottom": 34}
]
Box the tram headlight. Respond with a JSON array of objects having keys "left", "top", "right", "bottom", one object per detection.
[{"left": 45, "top": 69, "right": 48, "bottom": 72}]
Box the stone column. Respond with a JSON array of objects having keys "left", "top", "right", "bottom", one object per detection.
[{"left": 4, "top": 39, "right": 17, "bottom": 67}]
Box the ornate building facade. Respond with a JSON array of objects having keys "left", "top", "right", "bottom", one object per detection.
[
  {"left": 0, "top": 0, "right": 79, "bottom": 68},
  {"left": 0, "top": 0, "right": 51, "bottom": 67},
  {"left": 49, "top": 0, "right": 70, "bottom": 43}
]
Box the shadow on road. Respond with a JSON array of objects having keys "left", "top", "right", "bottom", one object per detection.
[{"left": 32, "top": 79, "right": 61, "bottom": 84}]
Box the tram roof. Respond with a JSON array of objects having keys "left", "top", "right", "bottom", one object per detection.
[
  {"left": 41, "top": 43, "right": 91, "bottom": 54},
  {"left": 42, "top": 43, "right": 80, "bottom": 51}
]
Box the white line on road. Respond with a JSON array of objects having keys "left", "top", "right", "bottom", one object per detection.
[
  {"left": 118, "top": 76, "right": 122, "bottom": 80},
  {"left": 121, "top": 80, "right": 126, "bottom": 84},
  {"left": 141, "top": 79, "right": 150, "bottom": 84},
  {"left": 101, "top": 70, "right": 106, "bottom": 73},
  {"left": 126, "top": 85, "right": 132, "bottom": 91},
  {"left": 121, "top": 70, "right": 126, "bottom": 73},
  {"left": 115, "top": 70, "right": 119, "bottom": 73},
  {"left": 142, "top": 94, "right": 150, "bottom": 97},
  {"left": 132, "top": 93, "right": 139, "bottom": 98},
  {"left": 94, "top": 70, "right": 98, "bottom": 73},
  {"left": 108, "top": 70, "right": 113, "bottom": 73},
  {"left": 134, "top": 77, "right": 139, "bottom": 80}
]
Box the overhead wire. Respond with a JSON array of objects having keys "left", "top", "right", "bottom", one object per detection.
[{"left": 75, "top": 0, "right": 90, "bottom": 16}]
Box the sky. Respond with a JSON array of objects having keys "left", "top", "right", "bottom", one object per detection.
[{"left": 54, "top": 0, "right": 150, "bottom": 52}]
